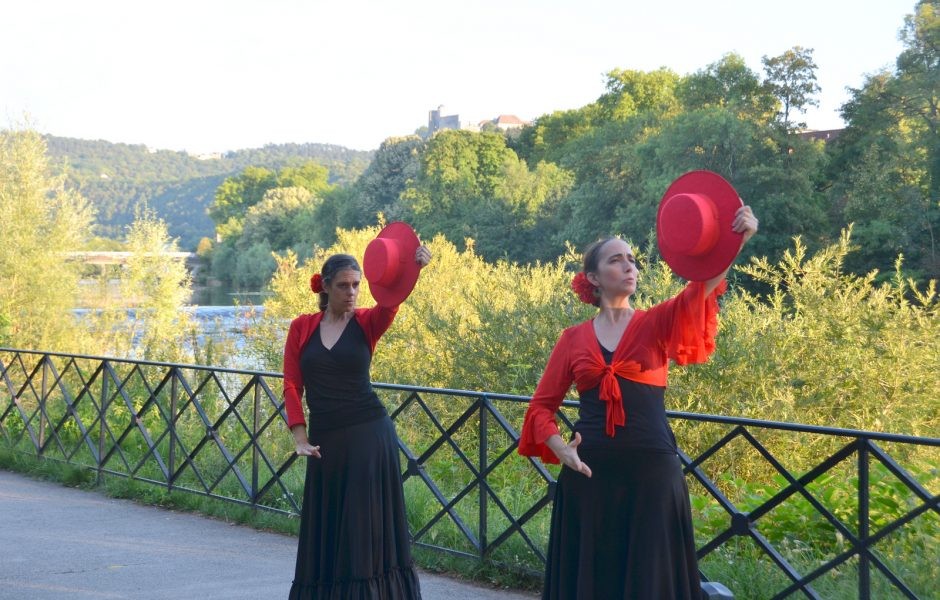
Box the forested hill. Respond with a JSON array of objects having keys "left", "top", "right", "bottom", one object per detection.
[{"left": 44, "top": 136, "right": 373, "bottom": 249}]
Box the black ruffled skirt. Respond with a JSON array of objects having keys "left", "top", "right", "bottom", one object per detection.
[
  {"left": 289, "top": 415, "right": 421, "bottom": 600},
  {"left": 543, "top": 450, "right": 701, "bottom": 600}
]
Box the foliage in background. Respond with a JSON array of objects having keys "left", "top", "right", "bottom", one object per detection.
[
  {"left": 251, "top": 225, "right": 938, "bottom": 440},
  {"left": 0, "top": 128, "right": 94, "bottom": 351},
  {"left": 68, "top": 212, "right": 202, "bottom": 364},
  {"left": 120, "top": 213, "right": 195, "bottom": 362},
  {"left": 338, "top": 136, "right": 424, "bottom": 230},
  {"left": 44, "top": 137, "right": 372, "bottom": 249},
  {"left": 31, "top": 3, "right": 939, "bottom": 289},
  {"left": 399, "top": 129, "right": 575, "bottom": 263},
  {"left": 677, "top": 229, "right": 938, "bottom": 434},
  {"left": 208, "top": 162, "right": 334, "bottom": 241},
  {"left": 205, "top": 162, "right": 345, "bottom": 287},
  {"left": 826, "top": 0, "right": 939, "bottom": 280},
  {"left": 0, "top": 129, "right": 203, "bottom": 363},
  {"left": 252, "top": 226, "right": 591, "bottom": 394}
]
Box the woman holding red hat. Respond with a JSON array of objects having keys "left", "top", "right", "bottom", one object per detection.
[
  {"left": 283, "top": 223, "right": 431, "bottom": 600},
  {"left": 519, "top": 172, "right": 758, "bottom": 599}
]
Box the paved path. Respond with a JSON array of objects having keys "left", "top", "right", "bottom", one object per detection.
[{"left": 0, "top": 470, "right": 538, "bottom": 600}]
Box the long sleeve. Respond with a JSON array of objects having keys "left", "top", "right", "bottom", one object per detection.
[
  {"left": 646, "top": 280, "right": 726, "bottom": 366},
  {"left": 518, "top": 329, "right": 575, "bottom": 464},
  {"left": 282, "top": 317, "right": 308, "bottom": 429}
]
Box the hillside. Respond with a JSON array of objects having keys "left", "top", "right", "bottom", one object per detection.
[{"left": 44, "top": 136, "right": 373, "bottom": 249}]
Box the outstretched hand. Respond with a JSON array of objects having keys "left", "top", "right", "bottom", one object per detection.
[
  {"left": 554, "top": 432, "right": 592, "bottom": 478},
  {"left": 296, "top": 441, "right": 321, "bottom": 458}
]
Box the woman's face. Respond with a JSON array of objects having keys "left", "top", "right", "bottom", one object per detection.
[
  {"left": 325, "top": 268, "right": 361, "bottom": 312},
  {"left": 588, "top": 239, "right": 638, "bottom": 299}
]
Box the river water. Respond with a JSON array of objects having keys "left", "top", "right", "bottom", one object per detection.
[
  {"left": 72, "top": 304, "right": 268, "bottom": 370},
  {"left": 189, "top": 286, "right": 270, "bottom": 307}
]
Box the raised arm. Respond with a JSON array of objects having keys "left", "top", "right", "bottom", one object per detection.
[{"left": 704, "top": 205, "right": 759, "bottom": 295}]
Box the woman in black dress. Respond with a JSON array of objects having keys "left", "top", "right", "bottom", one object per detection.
[
  {"left": 519, "top": 190, "right": 758, "bottom": 598},
  {"left": 283, "top": 237, "right": 431, "bottom": 600}
]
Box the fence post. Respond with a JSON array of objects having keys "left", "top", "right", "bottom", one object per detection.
[
  {"left": 168, "top": 367, "right": 178, "bottom": 491},
  {"left": 479, "top": 395, "right": 488, "bottom": 561},
  {"left": 858, "top": 439, "right": 870, "bottom": 600},
  {"left": 39, "top": 355, "right": 48, "bottom": 453},
  {"left": 252, "top": 375, "right": 260, "bottom": 508},
  {"left": 98, "top": 361, "right": 109, "bottom": 485}
]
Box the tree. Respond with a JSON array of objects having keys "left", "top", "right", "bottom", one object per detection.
[
  {"left": 762, "top": 46, "right": 821, "bottom": 130},
  {"left": 634, "top": 107, "right": 829, "bottom": 262},
  {"left": 678, "top": 53, "right": 776, "bottom": 123},
  {"left": 597, "top": 67, "right": 681, "bottom": 122},
  {"left": 209, "top": 161, "right": 335, "bottom": 242},
  {"left": 0, "top": 128, "right": 94, "bottom": 351},
  {"left": 277, "top": 161, "right": 333, "bottom": 197},
  {"left": 234, "top": 241, "right": 277, "bottom": 290},
  {"left": 400, "top": 130, "right": 573, "bottom": 262},
  {"left": 828, "top": 1, "right": 939, "bottom": 279},
  {"left": 208, "top": 166, "right": 276, "bottom": 239},
  {"left": 120, "top": 211, "right": 194, "bottom": 361},
  {"left": 839, "top": 147, "right": 925, "bottom": 275},
  {"left": 487, "top": 158, "right": 575, "bottom": 262},
  {"left": 206, "top": 160, "right": 339, "bottom": 286},
  {"left": 511, "top": 105, "right": 601, "bottom": 166},
  {"left": 240, "top": 186, "right": 320, "bottom": 251},
  {"left": 341, "top": 136, "right": 423, "bottom": 229},
  {"left": 548, "top": 119, "right": 651, "bottom": 250},
  {"left": 401, "top": 130, "right": 515, "bottom": 230},
  {"left": 893, "top": 0, "right": 940, "bottom": 201}
]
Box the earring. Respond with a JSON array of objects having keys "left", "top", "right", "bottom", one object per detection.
[{"left": 592, "top": 287, "right": 601, "bottom": 298}]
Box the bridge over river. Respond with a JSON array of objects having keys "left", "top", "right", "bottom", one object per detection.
[{"left": 66, "top": 251, "right": 206, "bottom": 279}]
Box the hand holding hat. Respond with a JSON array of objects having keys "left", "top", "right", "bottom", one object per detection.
[
  {"left": 415, "top": 244, "right": 432, "bottom": 269},
  {"left": 363, "top": 221, "right": 430, "bottom": 307},
  {"left": 656, "top": 170, "right": 757, "bottom": 281}
]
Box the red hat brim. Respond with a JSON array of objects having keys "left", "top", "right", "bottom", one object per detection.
[
  {"left": 363, "top": 221, "right": 421, "bottom": 307},
  {"left": 656, "top": 170, "right": 743, "bottom": 281}
]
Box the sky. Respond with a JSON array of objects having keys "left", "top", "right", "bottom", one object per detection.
[{"left": 2, "top": 0, "right": 917, "bottom": 154}]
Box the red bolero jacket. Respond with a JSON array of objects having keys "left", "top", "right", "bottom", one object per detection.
[
  {"left": 282, "top": 306, "right": 398, "bottom": 429},
  {"left": 518, "top": 281, "right": 726, "bottom": 464}
]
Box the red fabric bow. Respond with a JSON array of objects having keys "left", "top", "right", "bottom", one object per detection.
[{"left": 577, "top": 359, "right": 663, "bottom": 436}]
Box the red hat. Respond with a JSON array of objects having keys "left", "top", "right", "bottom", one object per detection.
[
  {"left": 363, "top": 221, "right": 422, "bottom": 307},
  {"left": 656, "top": 170, "right": 744, "bottom": 281}
]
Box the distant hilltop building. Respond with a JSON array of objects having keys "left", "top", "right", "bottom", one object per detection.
[
  {"left": 426, "top": 105, "right": 530, "bottom": 136},
  {"left": 190, "top": 151, "right": 223, "bottom": 161},
  {"left": 798, "top": 128, "right": 843, "bottom": 143},
  {"left": 478, "top": 114, "right": 529, "bottom": 132},
  {"left": 428, "top": 105, "right": 461, "bottom": 135}
]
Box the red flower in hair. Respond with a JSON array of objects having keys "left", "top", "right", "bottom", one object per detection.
[
  {"left": 310, "top": 274, "right": 324, "bottom": 294},
  {"left": 570, "top": 272, "right": 596, "bottom": 304}
]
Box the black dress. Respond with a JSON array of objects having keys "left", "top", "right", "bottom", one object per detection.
[
  {"left": 288, "top": 319, "right": 421, "bottom": 600},
  {"left": 542, "top": 345, "right": 700, "bottom": 600}
]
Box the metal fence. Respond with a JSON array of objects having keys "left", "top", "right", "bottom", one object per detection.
[{"left": 1, "top": 348, "right": 937, "bottom": 599}]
